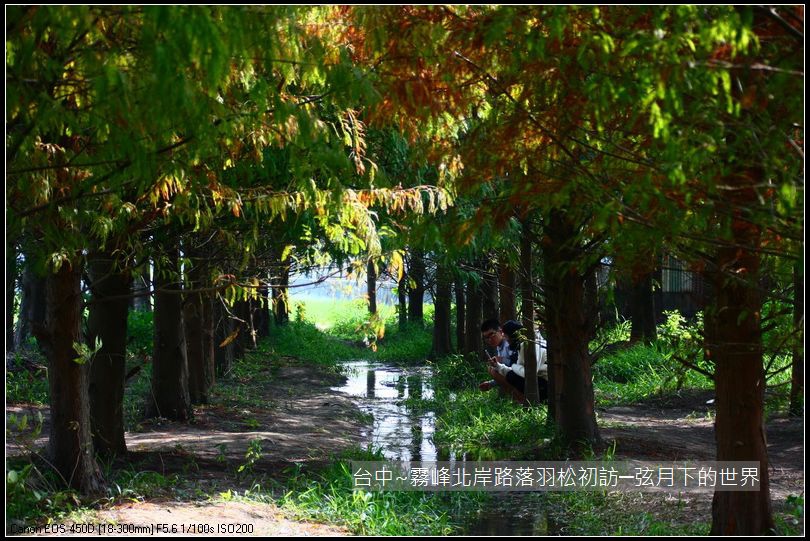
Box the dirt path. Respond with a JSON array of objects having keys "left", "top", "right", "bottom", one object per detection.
[
  {"left": 598, "top": 389, "right": 804, "bottom": 525},
  {"left": 8, "top": 368, "right": 804, "bottom": 535},
  {"left": 7, "top": 360, "right": 365, "bottom": 536}
]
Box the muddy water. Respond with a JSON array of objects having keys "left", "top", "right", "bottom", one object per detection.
[{"left": 334, "top": 360, "right": 552, "bottom": 535}]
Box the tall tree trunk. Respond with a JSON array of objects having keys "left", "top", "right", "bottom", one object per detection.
[
  {"left": 629, "top": 256, "right": 658, "bottom": 343},
  {"left": 146, "top": 248, "right": 191, "bottom": 420},
  {"left": 42, "top": 260, "right": 104, "bottom": 493},
  {"left": 272, "top": 264, "right": 290, "bottom": 326},
  {"left": 233, "top": 299, "right": 251, "bottom": 357},
  {"left": 407, "top": 250, "right": 425, "bottom": 325},
  {"left": 481, "top": 261, "right": 499, "bottom": 323},
  {"left": 367, "top": 259, "right": 377, "bottom": 315},
  {"left": 248, "top": 295, "right": 263, "bottom": 343},
  {"left": 214, "top": 300, "right": 234, "bottom": 377},
  {"left": 707, "top": 170, "right": 773, "bottom": 535},
  {"left": 544, "top": 303, "right": 560, "bottom": 425},
  {"left": 184, "top": 295, "right": 206, "bottom": 404},
  {"left": 201, "top": 292, "right": 216, "bottom": 391},
  {"left": 244, "top": 297, "right": 256, "bottom": 350},
  {"left": 15, "top": 261, "right": 47, "bottom": 349},
  {"left": 789, "top": 264, "right": 803, "bottom": 416},
  {"left": 398, "top": 273, "right": 408, "bottom": 331},
  {"left": 584, "top": 266, "right": 600, "bottom": 342},
  {"left": 463, "top": 272, "right": 483, "bottom": 360},
  {"left": 520, "top": 220, "right": 539, "bottom": 405},
  {"left": 184, "top": 256, "right": 207, "bottom": 405},
  {"left": 131, "top": 256, "right": 151, "bottom": 312},
  {"left": 431, "top": 263, "right": 452, "bottom": 358},
  {"left": 87, "top": 251, "right": 131, "bottom": 457},
  {"left": 544, "top": 210, "right": 599, "bottom": 448},
  {"left": 7, "top": 241, "right": 17, "bottom": 352},
  {"left": 498, "top": 258, "right": 517, "bottom": 324},
  {"left": 455, "top": 276, "right": 465, "bottom": 353},
  {"left": 254, "top": 286, "right": 270, "bottom": 339}
]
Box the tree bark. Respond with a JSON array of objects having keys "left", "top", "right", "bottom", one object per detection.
[
  {"left": 584, "top": 266, "right": 600, "bottom": 342},
  {"left": 184, "top": 285, "right": 207, "bottom": 405},
  {"left": 498, "top": 258, "right": 517, "bottom": 324},
  {"left": 544, "top": 210, "right": 599, "bottom": 448},
  {"left": 234, "top": 299, "right": 251, "bottom": 357},
  {"left": 7, "top": 241, "right": 17, "bottom": 353},
  {"left": 707, "top": 170, "right": 773, "bottom": 535},
  {"left": 131, "top": 256, "right": 151, "bottom": 312},
  {"left": 202, "top": 292, "right": 216, "bottom": 387},
  {"left": 407, "top": 250, "right": 425, "bottom": 325},
  {"left": 254, "top": 286, "right": 270, "bottom": 339},
  {"left": 629, "top": 257, "right": 658, "bottom": 343},
  {"left": 15, "top": 261, "right": 47, "bottom": 349},
  {"left": 431, "top": 263, "right": 452, "bottom": 358},
  {"left": 463, "top": 272, "right": 483, "bottom": 360},
  {"left": 367, "top": 259, "right": 378, "bottom": 315},
  {"left": 789, "top": 263, "right": 803, "bottom": 416},
  {"left": 87, "top": 251, "right": 131, "bottom": 457},
  {"left": 398, "top": 273, "right": 408, "bottom": 331},
  {"left": 520, "top": 220, "right": 539, "bottom": 405},
  {"left": 43, "top": 260, "right": 104, "bottom": 493},
  {"left": 272, "top": 264, "right": 290, "bottom": 326},
  {"left": 145, "top": 248, "right": 191, "bottom": 420},
  {"left": 455, "top": 276, "right": 466, "bottom": 354},
  {"left": 481, "top": 261, "right": 499, "bottom": 323},
  {"left": 214, "top": 300, "right": 234, "bottom": 377}
]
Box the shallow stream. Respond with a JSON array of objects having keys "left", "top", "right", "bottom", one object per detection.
[{"left": 333, "top": 359, "right": 551, "bottom": 535}]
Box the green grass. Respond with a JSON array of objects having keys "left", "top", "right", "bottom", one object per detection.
[
  {"left": 399, "top": 354, "right": 555, "bottom": 460},
  {"left": 265, "top": 320, "right": 365, "bottom": 364},
  {"left": 6, "top": 457, "right": 88, "bottom": 527},
  {"left": 289, "top": 297, "right": 395, "bottom": 333},
  {"left": 7, "top": 304, "right": 802, "bottom": 536},
  {"left": 122, "top": 310, "right": 156, "bottom": 430},
  {"left": 6, "top": 366, "right": 49, "bottom": 406},
  {"left": 763, "top": 354, "right": 797, "bottom": 418},
  {"left": 773, "top": 494, "right": 804, "bottom": 535},
  {"left": 546, "top": 491, "right": 711, "bottom": 536},
  {"left": 593, "top": 343, "right": 714, "bottom": 407},
  {"left": 275, "top": 296, "right": 434, "bottom": 364},
  {"left": 432, "top": 390, "right": 553, "bottom": 460},
  {"left": 208, "top": 341, "right": 290, "bottom": 410},
  {"left": 278, "top": 447, "right": 488, "bottom": 535}
]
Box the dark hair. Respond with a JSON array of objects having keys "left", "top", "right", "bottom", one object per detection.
[
  {"left": 480, "top": 318, "right": 500, "bottom": 333},
  {"left": 501, "top": 320, "right": 523, "bottom": 337}
]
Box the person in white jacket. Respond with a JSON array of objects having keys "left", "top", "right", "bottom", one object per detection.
[
  {"left": 488, "top": 320, "right": 549, "bottom": 404},
  {"left": 478, "top": 318, "right": 513, "bottom": 392}
]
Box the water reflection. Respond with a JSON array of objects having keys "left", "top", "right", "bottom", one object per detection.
[
  {"left": 335, "top": 360, "right": 551, "bottom": 535},
  {"left": 459, "top": 492, "right": 551, "bottom": 535},
  {"left": 366, "top": 369, "right": 375, "bottom": 399},
  {"left": 334, "top": 360, "right": 437, "bottom": 462}
]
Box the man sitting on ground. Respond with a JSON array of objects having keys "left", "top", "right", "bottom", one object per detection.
[
  {"left": 478, "top": 319, "right": 512, "bottom": 391},
  {"left": 488, "top": 320, "right": 549, "bottom": 405}
]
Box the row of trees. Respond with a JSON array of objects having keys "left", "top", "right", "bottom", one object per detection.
[
  {"left": 7, "top": 6, "right": 803, "bottom": 535},
  {"left": 7, "top": 5, "right": 448, "bottom": 493},
  {"left": 350, "top": 6, "right": 803, "bottom": 533}
]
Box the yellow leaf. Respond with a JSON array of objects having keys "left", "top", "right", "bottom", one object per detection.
[
  {"left": 281, "top": 244, "right": 295, "bottom": 262},
  {"left": 389, "top": 250, "right": 404, "bottom": 282},
  {"left": 219, "top": 328, "right": 240, "bottom": 348}
]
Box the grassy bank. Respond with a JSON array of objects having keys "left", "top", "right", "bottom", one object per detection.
[
  {"left": 7, "top": 301, "right": 801, "bottom": 535},
  {"left": 277, "top": 447, "right": 487, "bottom": 535}
]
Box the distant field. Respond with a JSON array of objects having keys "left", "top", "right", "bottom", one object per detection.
[{"left": 287, "top": 295, "right": 397, "bottom": 329}]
